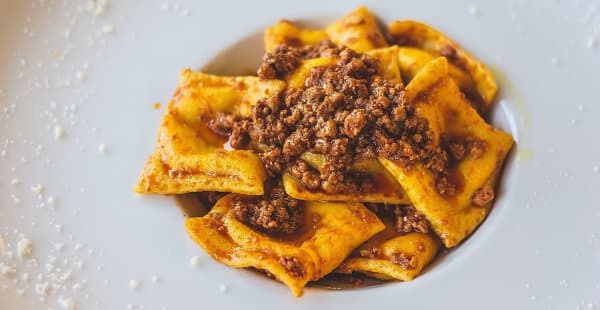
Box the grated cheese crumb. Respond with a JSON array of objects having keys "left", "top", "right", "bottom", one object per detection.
[
  {"left": 190, "top": 256, "right": 200, "bottom": 267},
  {"left": 35, "top": 282, "right": 49, "bottom": 296},
  {"left": 31, "top": 183, "right": 44, "bottom": 195},
  {"left": 54, "top": 125, "right": 65, "bottom": 140},
  {"left": 129, "top": 279, "right": 140, "bottom": 290},
  {"left": 101, "top": 24, "right": 114, "bottom": 35},
  {"left": 17, "top": 238, "right": 33, "bottom": 258},
  {"left": 587, "top": 36, "right": 598, "bottom": 49},
  {"left": 151, "top": 275, "right": 160, "bottom": 284},
  {"left": 219, "top": 284, "right": 228, "bottom": 293},
  {"left": 75, "top": 71, "right": 86, "bottom": 81},
  {"left": 467, "top": 6, "right": 481, "bottom": 16},
  {"left": 10, "top": 178, "right": 21, "bottom": 185},
  {"left": 0, "top": 263, "right": 16, "bottom": 277},
  {"left": 98, "top": 143, "right": 107, "bottom": 154},
  {"left": 58, "top": 296, "right": 76, "bottom": 310}
]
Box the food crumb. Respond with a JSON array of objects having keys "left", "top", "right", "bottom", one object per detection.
[
  {"left": 31, "top": 183, "right": 44, "bottom": 195},
  {"left": 153, "top": 102, "right": 161, "bottom": 110},
  {"left": 98, "top": 143, "right": 107, "bottom": 154},
  {"left": 467, "top": 6, "right": 481, "bottom": 16},
  {"left": 129, "top": 279, "right": 140, "bottom": 290},
  {"left": 0, "top": 263, "right": 16, "bottom": 277},
  {"left": 190, "top": 256, "right": 200, "bottom": 267},
  {"left": 58, "top": 296, "right": 76, "bottom": 310},
  {"left": 17, "top": 238, "right": 33, "bottom": 258},
  {"left": 75, "top": 71, "right": 86, "bottom": 81},
  {"left": 101, "top": 24, "right": 114, "bottom": 35},
  {"left": 151, "top": 275, "right": 160, "bottom": 284},
  {"left": 219, "top": 284, "right": 228, "bottom": 293},
  {"left": 54, "top": 125, "right": 66, "bottom": 140},
  {"left": 587, "top": 36, "right": 597, "bottom": 49}
]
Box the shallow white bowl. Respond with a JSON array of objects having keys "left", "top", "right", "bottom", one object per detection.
[{"left": 1, "top": 1, "right": 599, "bottom": 309}]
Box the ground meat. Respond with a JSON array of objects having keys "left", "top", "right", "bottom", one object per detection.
[
  {"left": 446, "top": 141, "right": 466, "bottom": 161},
  {"left": 359, "top": 247, "right": 382, "bottom": 258},
  {"left": 229, "top": 42, "right": 453, "bottom": 196},
  {"left": 257, "top": 45, "right": 303, "bottom": 80},
  {"left": 367, "top": 204, "right": 431, "bottom": 234},
  {"left": 286, "top": 159, "right": 321, "bottom": 190},
  {"left": 390, "top": 252, "right": 418, "bottom": 269},
  {"left": 343, "top": 109, "right": 367, "bottom": 138},
  {"left": 247, "top": 44, "right": 449, "bottom": 194},
  {"left": 231, "top": 180, "right": 303, "bottom": 235},
  {"left": 435, "top": 175, "right": 457, "bottom": 197},
  {"left": 279, "top": 256, "right": 305, "bottom": 278},
  {"left": 257, "top": 40, "right": 343, "bottom": 80},
  {"left": 468, "top": 139, "right": 487, "bottom": 159},
  {"left": 472, "top": 185, "right": 495, "bottom": 207},
  {"left": 207, "top": 112, "right": 236, "bottom": 136},
  {"left": 395, "top": 205, "right": 430, "bottom": 234}
]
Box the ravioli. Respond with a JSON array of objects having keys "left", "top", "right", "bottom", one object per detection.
[
  {"left": 283, "top": 154, "right": 409, "bottom": 204},
  {"left": 325, "top": 6, "right": 388, "bottom": 52},
  {"left": 135, "top": 70, "right": 285, "bottom": 195},
  {"left": 339, "top": 230, "right": 440, "bottom": 281},
  {"left": 379, "top": 58, "right": 514, "bottom": 247},
  {"left": 388, "top": 20, "right": 498, "bottom": 111},
  {"left": 185, "top": 194, "right": 385, "bottom": 297},
  {"left": 264, "top": 20, "right": 328, "bottom": 53}
]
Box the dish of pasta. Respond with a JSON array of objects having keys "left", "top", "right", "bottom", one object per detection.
[{"left": 135, "top": 6, "right": 513, "bottom": 297}]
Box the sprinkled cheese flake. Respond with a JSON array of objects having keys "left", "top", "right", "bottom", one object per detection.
[
  {"left": 47, "top": 196, "right": 56, "bottom": 209},
  {"left": 151, "top": 275, "right": 160, "bottom": 284},
  {"left": 98, "top": 143, "right": 107, "bottom": 154},
  {"left": 10, "top": 194, "right": 21, "bottom": 204},
  {"left": 129, "top": 279, "right": 140, "bottom": 290},
  {"left": 467, "top": 6, "right": 480, "bottom": 16},
  {"left": 87, "top": 0, "right": 109, "bottom": 16},
  {"left": 587, "top": 36, "right": 598, "bottom": 49},
  {"left": 54, "top": 242, "right": 65, "bottom": 251},
  {"left": 190, "top": 256, "right": 200, "bottom": 267},
  {"left": 75, "top": 71, "right": 86, "bottom": 81},
  {"left": 35, "top": 282, "right": 49, "bottom": 296},
  {"left": 101, "top": 24, "right": 114, "bottom": 35},
  {"left": 31, "top": 183, "right": 44, "bottom": 195},
  {"left": 219, "top": 283, "right": 228, "bottom": 293},
  {"left": 54, "top": 125, "right": 65, "bottom": 140},
  {"left": 0, "top": 263, "right": 16, "bottom": 277},
  {"left": 58, "top": 296, "right": 77, "bottom": 310},
  {"left": 17, "top": 238, "right": 33, "bottom": 258},
  {"left": 10, "top": 178, "right": 21, "bottom": 185}
]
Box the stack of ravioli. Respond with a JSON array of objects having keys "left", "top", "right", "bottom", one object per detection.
[{"left": 135, "top": 6, "right": 514, "bottom": 297}]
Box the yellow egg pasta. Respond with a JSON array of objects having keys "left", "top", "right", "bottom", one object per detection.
[{"left": 185, "top": 194, "right": 385, "bottom": 297}]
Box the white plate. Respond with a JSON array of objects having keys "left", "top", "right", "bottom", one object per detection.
[{"left": 1, "top": 0, "right": 599, "bottom": 309}]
